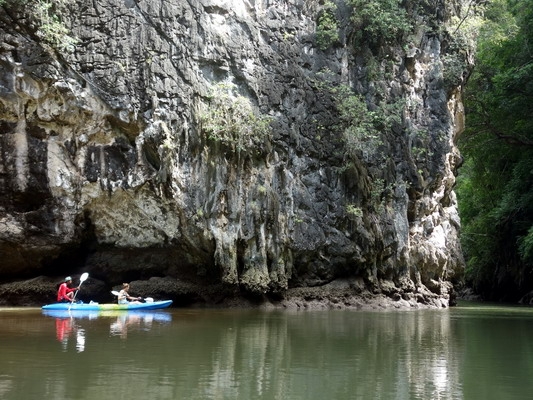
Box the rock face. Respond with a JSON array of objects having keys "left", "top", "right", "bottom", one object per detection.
[{"left": 0, "top": 0, "right": 470, "bottom": 307}]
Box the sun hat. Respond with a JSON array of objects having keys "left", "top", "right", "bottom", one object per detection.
[{"left": 65, "top": 276, "right": 72, "bottom": 281}]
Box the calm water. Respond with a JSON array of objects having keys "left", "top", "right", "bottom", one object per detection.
[{"left": 1, "top": 303, "right": 532, "bottom": 400}]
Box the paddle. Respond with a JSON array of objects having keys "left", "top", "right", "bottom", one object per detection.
[
  {"left": 111, "top": 290, "right": 147, "bottom": 303},
  {"left": 69, "top": 272, "right": 89, "bottom": 309}
]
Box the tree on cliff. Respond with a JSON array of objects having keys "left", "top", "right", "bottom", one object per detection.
[
  {"left": 457, "top": 0, "right": 533, "bottom": 301},
  {"left": 0, "top": 0, "right": 76, "bottom": 51}
]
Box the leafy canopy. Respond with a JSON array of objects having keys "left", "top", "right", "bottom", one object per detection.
[{"left": 457, "top": 0, "right": 533, "bottom": 299}]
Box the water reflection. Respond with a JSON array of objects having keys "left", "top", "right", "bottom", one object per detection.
[
  {"left": 109, "top": 312, "right": 165, "bottom": 339},
  {"left": 54, "top": 316, "right": 72, "bottom": 342},
  {"left": 105, "top": 309, "right": 465, "bottom": 400},
  {"left": 2, "top": 306, "right": 533, "bottom": 400},
  {"left": 42, "top": 310, "right": 172, "bottom": 350},
  {"left": 42, "top": 309, "right": 173, "bottom": 322},
  {"left": 53, "top": 317, "right": 86, "bottom": 352}
]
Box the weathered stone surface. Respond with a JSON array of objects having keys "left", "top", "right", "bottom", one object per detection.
[{"left": 0, "top": 0, "right": 470, "bottom": 307}]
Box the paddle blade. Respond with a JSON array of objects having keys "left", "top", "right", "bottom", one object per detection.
[
  {"left": 111, "top": 290, "right": 120, "bottom": 296},
  {"left": 79, "top": 272, "right": 89, "bottom": 283}
]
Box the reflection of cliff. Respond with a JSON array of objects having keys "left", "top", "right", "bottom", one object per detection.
[
  {"left": 183, "top": 311, "right": 464, "bottom": 399},
  {"left": 36, "top": 309, "right": 464, "bottom": 398},
  {"left": 4, "top": 308, "right": 533, "bottom": 399},
  {"left": 86, "top": 310, "right": 462, "bottom": 399}
]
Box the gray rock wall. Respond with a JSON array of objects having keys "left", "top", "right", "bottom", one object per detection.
[{"left": 0, "top": 0, "right": 469, "bottom": 307}]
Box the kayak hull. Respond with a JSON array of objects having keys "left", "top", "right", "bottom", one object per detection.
[
  {"left": 42, "top": 309, "right": 172, "bottom": 322},
  {"left": 42, "top": 300, "right": 173, "bottom": 311}
]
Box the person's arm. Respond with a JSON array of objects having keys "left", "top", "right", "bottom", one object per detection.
[{"left": 125, "top": 292, "right": 140, "bottom": 301}]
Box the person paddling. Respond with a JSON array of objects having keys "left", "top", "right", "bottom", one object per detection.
[
  {"left": 117, "top": 283, "right": 142, "bottom": 305},
  {"left": 57, "top": 276, "right": 78, "bottom": 303}
]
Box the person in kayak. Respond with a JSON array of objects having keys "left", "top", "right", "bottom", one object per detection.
[
  {"left": 57, "top": 276, "right": 78, "bottom": 303},
  {"left": 117, "top": 283, "right": 142, "bottom": 305}
]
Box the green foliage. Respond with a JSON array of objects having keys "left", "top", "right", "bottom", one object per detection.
[
  {"left": 331, "top": 83, "right": 402, "bottom": 163},
  {"left": 441, "top": 2, "right": 484, "bottom": 92},
  {"left": 347, "top": 0, "right": 412, "bottom": 45},
  {"left": 346, "top": 204, "right": 363, "bottom": 218},
  {"left": 336, "top": 88, "right": 384, "bottom": 160},
  {"left": 369, "top": 178, "right": 388, "bottom": 213},
  {"left": 457, "top": 0, "right": 533, "bottom": 300},
  {"left": 313, "top": 69, "right": 403, "bottom": 214},
  {"left": 1, "top": 0, "right": 77, "bottom": 52},
  {"left": 34, "top": 0, "right": 77, "bottom": 51},
  {"left": 442, "top": 51, "right": 468, "bottom": 91},
  {"left": 200, "top": 82, "right": 272, "bottom": 155},
  {"left": 316, "top": 1, "right": 339, "bottom": 50},
  {"left": 518, "top": 226, "right": 533, "bottom": 265}
]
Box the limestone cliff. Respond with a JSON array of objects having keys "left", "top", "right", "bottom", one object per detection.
[{"left": 0, "top": 0, "right": 471, "bottom": 307}]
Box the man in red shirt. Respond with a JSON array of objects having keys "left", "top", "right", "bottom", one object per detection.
[{"left": 57, "top": 276, "right": 78, "bottom": 302}]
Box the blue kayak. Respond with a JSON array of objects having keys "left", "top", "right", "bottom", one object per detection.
[{"left": 42, "top": 300, "right": 173, "bottom": 311}]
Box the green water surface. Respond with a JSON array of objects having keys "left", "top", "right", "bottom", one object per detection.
[{"left": 0, "top": 302, "right": 532, "bottom": 400}]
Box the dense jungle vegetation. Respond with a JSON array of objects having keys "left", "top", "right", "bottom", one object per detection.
[{"left": 457, "top": 0, "right": 533, "bottom": 302}]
